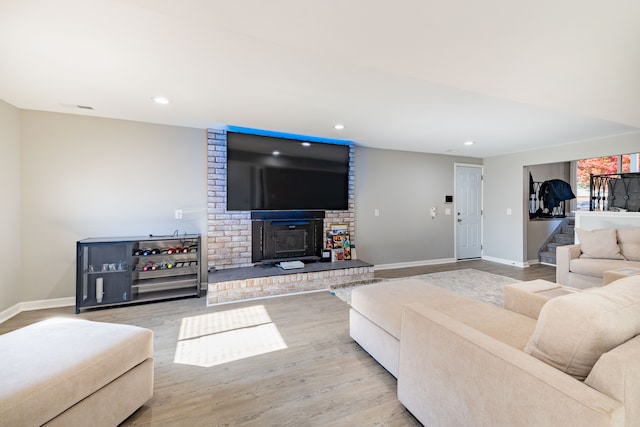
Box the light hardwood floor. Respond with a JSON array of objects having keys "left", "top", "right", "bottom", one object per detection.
[{"left": 0, "top": 260, "right": 555, "bottom": 426}]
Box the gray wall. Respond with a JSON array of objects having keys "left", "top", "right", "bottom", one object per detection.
[
  {"left": 18, "top": 110, "right": 207, "bottom": 303},
  {"left": 528, "top": 162, "right": 571, "bottom": 184},
  {"left": 0, "top": 100, "right": 22, "bottom": 312},
  {"left": 355, "top": 146, "right": 481, "bottom": 266},
  {"left": 4, "top": 102, "right": 640, "bottom": 309},
  {"left": 483, "top": 131, "right": 640, "bottom": 265}
]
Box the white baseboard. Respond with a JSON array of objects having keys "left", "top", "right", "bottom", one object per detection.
[
  {"left": 0, "top": 305, "right": 21, "bottom": 325},
  {"left": 481, "top": 255, "right": 529, "bottom": 268},
  {"left": 527, "top": 259, "right": 540, "bottom": 265},
  {"left": 374, "top": 258, "right": 456, "bottom": 271},
  {"left": 0, "top": 297, "right": 75, "bottom": 324}
]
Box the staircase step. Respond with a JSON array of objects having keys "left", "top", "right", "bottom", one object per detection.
[
  {"left": 555, "top": 233, "right": 575, "bottom": 245},
  {"left": 538, "top": 216, "right": 575, "bottom": 265},
  {"left": 545, "top": 242, "right": 565, "bottom": 253},
  {"left": 539, "top": 251, "right": 556, "bottom": 265}
]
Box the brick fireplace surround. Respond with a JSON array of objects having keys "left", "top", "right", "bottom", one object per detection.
[{"left": 206, "top": 129, "right": 373, "bottom": 303}]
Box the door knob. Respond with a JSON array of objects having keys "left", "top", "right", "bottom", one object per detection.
[{"left": 457, "top": 218, "right": 462, "bottom": 223}]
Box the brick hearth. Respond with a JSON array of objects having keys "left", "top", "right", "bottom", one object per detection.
[{"left": 207, "top": 260, "right": 374, "bottom": 305}]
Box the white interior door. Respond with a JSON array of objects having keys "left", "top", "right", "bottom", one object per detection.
[{"left": 455, "top": 165, "right": 483, "bottom": 259}]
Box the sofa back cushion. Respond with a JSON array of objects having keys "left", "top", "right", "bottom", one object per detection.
[
  {"left": 524, "top": 275, "right": 640, "bottom": 380},
  {"left": 617, "top": 228, "right": 640, "bottom": 262},
  {"left": 576, "top": 228, "right": 625, "bottom": 260}
]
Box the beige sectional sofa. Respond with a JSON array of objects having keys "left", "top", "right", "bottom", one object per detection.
[
  {"left": 350, "top": 276, "right": 640, "bottom": 426},
  {"left": 556, "top": 228, "right": 640, "bottom": 288},
  {"left": 0, "top": 318, "right": 153, "bottom": 426}
]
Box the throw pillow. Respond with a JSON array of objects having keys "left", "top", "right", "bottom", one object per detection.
[
  {"left": 524, "top": 275, "right": 640, "bottom": 381},
  {"left": 576, "top": 228, "right": 625, "bottom": 260},
  {"left": 617, "top": 228, "right": 640, "bottom": 262}
]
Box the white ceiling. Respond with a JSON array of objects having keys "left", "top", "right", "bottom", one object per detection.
[{"left": 2, "top": 0, "right": 639, "bottom": 158}]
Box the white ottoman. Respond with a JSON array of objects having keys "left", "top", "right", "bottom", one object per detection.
[{"left": 0, "top": 317, "right": 153, "bottom": 426}]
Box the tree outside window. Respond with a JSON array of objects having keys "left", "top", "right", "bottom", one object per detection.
[{"left": 576, "top": 156, "right": 630, "bottom": 190}]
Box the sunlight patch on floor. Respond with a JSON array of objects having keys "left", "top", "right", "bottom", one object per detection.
[{"left": 174, "top": 305, "right": 288, "bottom": 367}]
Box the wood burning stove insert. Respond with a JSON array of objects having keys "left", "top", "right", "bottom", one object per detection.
[{"left": 251, "top": 211, "right": 324, "bottom": 264}]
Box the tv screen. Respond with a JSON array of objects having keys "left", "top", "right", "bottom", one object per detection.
[{"left": 226, "top": 132, "right": 350, "bottom": 211}]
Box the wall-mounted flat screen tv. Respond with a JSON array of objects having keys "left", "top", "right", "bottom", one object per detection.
[{"left": 226, "top": 131, "right": 350, "bottom": 211}]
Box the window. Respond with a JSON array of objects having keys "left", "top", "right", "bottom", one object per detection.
[
  {"left": 621, "top": 153, "right": 639, "bottom": 173},
  {"left": 575, "top": 153, "right": 639, "bottom": 210}
]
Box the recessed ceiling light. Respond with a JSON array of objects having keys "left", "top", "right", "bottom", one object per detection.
[
  {"left": 301, "top": 142, "right": 311, "bottom": 147},
  {"left": 464, "top": 141, "right": 475, "bottom": 146},
  {"left": 272, "top": 151, "right": 280, "bottom": 156},
  {"left": 153, "top": 96, "right": 170, "bottom": 105},
  {"left": 334, "top": 124, "right": 345, "bottom": 130}
]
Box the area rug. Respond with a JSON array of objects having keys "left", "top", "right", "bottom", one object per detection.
[{"left": 330, "top": 268, "right": 521, "bottom": 307}]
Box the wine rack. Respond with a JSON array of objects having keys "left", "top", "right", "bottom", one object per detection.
[{"left": 76, "top": 234, "right": 201, "bottom": 313}]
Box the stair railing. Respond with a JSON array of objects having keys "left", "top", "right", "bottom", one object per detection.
[
  {"left": 529, "top": 180, "right": 567, "bottom": 218},
  {"left": 589, "top": 172, "right": 640, "bottom": 211}
]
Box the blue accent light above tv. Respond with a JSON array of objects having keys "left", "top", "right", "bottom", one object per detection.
[
  {"left": 226, "top": 130, "right": 350, "bottom": 211},
  {"left": 226, "top": 125, "right": 352, "bottom": 146}
]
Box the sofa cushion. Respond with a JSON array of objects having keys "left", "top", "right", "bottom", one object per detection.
[
  {"left": 618, "top": 228, "right": 640, "bottom": 261},
  {"left": 351, "top": 279, "right": 433, "bottom": 339},
  {"left": 569, "top": 258, "right": 640, "bottom": 278},
  {"left": 524, "top": 275, "right": 640, "bottom": 380},
  {"left": 351, "top": 279, "right": 535, "bottom": 350},
  {"left": 576, "top": 228, "right": 625, "bottom": 260}
]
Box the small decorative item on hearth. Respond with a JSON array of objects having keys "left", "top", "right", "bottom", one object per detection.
[{"left": 326, "top": 224, "right": 352, "bottom": 261}]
